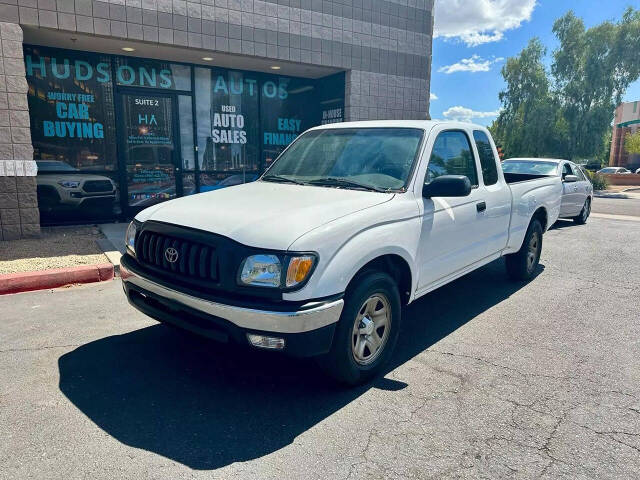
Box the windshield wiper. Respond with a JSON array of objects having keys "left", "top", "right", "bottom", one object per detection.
[
  {"left": 262, "top": 174, "right": 306, "bottom": 185},
  {"left": 307, "top": 177, "right": 388, "bottom": 192}
]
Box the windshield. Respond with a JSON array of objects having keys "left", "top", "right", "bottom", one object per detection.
[
  {"left": 262, "top": 128, "right": 424, "bottom": 191},
  {"left": 501, "top": 160, "right": 558, "bottom": 175},
  {"left": 599, "top": 167, "right": 617, "bottom": 173},
  {"left": 35, "top": 161, "right": 78, "bottom": 172}
]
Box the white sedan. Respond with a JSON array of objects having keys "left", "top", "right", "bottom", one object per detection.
[
  {"left": 598, "top": 167, "right": 632, "bottom": 174},
  {"left": 502, "top": 158, "right": 593, "bottom": 224}
]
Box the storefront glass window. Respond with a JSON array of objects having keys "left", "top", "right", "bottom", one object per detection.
[
  {"left": 114, "top": 57, "right": 191, "bottom": 91},
  {"left": 260, "top": 76, "right": 318, "bottom": 169},
  {"left": 25, "top": 46, "right": 120, "bottom": 224},
  {"left": 194, "top": 67, "right": 259, "bottom": 173},
  {"left": 24, "top": 45, "right": 345, "bottom": 222},
  {"left": 178, "top": 95, "right": 195, "bottom": 171},
  {"left": 24, "top": 46, "right": 117, "bottom": 171},
  {"left": 120, "top": 93, "right": 176, "bottom": 208}
]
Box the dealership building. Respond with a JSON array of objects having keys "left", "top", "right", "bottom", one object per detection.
[
  {"left": 609, "top": 100, "right": 640, "bottom": 172},
  {"left": 0, "top": 0, "right": 433, "bottom": 239}
]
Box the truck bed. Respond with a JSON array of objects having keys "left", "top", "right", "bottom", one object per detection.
[
  {"left": 504, "top": 173, "right": 562, "bottom": 254},
  {"left": 503, "top": 172, "right": 555, "bottom": 184}
]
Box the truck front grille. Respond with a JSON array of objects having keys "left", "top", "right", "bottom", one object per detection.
[
  {"left": 135, "top": 231, "right": 218, "bottom": 282},
  {"left": 83, "top": 180, "right": 114, "bottom": 193}
]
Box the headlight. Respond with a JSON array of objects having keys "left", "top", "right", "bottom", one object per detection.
[
  {"left": 125, "top": 221, "right": 138, "bottom": 255},
  {"left": 239, "top": 255, "right": 281, "bottom": 287},
  {"left": 238, "top": 254, "right": 316, "bottom": 289},
  {"left": 58, "top": 180, "right": 81, "bottom": 188}
]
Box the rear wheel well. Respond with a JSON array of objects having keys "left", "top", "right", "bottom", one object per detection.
[
  {"left": 350, "top": 255, "right": 412, "bottom": 305},
  {"left": 532, "top": 207, "right": 548, "bottom": 231}
]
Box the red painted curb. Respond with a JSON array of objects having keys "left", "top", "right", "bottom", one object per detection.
[{"left": 0, "top": 263, "right": 115, "bottom": 295}]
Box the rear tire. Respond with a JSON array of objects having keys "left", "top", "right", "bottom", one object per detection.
[
  {"left": 505, "top": 219, "right": 543, "bottom": 281},
  {"left": 317, "top": 270, "right": 401, "bottom": 386},
  {"left": 573, "top": 198, "right": 591, "bottom": 225}
]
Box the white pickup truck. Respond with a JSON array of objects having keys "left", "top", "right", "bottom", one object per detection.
[{"left": 121, "top": 121, "right": 562, "bottom": 384}]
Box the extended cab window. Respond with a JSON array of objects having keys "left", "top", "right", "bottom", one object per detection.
[
  {"left": 473, "top": 131, "right": 499, "bottom": 186},
  {"left": 426, "top": 131, "right": 478, "bottom": 186}
]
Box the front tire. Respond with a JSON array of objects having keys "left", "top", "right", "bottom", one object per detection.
[
  {"left": 573, "top": 198, "right": 591, "bottom": 224},
  {"left": 317, "top": 271, "right": 401, "bottom": 385},
  {"left": 505, "top": 219, "right": 543, "bottom": 281}
]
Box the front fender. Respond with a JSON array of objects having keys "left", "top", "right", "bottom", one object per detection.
[{"left": 283, "top": 197, "right": 422, "bottom": 302}]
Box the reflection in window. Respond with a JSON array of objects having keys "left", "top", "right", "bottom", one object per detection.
[
  {"left": 198, "top": 172, "right": 258, "bottom": 192},
  {"left": 473, "top": 130, "right": 499, "bottom": 186},
  {"left": 179, "top": 95, "right": 195, "bottom": 170},
  {"left": 260, "top": 76, "right": 317, "bottom": 169},
  {"left": 427, "top": 131, "right": 478, "bottom": 186}
]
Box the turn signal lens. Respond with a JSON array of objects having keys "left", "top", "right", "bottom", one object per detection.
[{"left": 285, "top": 256, "right": 315, "bottom": 287}]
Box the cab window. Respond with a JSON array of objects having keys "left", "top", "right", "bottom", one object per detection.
[
  {"left": 472, "top": 130, "right": 499, "bottom": 186},
  {"left": 426, "top": 131, "right": 478, "bottom": 187},
  {"left": 562, "top": 163, "right": 574, "bottom": 179}
]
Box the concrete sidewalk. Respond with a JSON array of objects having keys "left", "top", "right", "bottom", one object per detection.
[{"left": 97, "top": 223, "right": 127, "bottom": 275}]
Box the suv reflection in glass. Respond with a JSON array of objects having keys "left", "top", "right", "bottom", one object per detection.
[{"left": 36, "top": 161, "right": 117, "bottom": 214}]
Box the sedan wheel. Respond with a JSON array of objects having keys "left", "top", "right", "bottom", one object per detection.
[{"left": 574, "top": 198, "right": 591, "bottom": 225}]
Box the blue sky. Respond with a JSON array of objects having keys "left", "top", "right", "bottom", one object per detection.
[{"left": 430, "top": 0, "right": 640, "bottom": 126}]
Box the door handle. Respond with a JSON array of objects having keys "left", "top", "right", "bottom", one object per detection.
[{"left": 476, "top": 201, "right": 487, "bottom": 212}]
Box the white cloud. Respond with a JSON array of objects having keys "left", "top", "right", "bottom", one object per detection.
[
  {"left": 430, "top": 92, "right": 438, "bottom": 101},
  {"left": 434, "top": 0, "right": 537, "bottom": 46},
  {"left": 442, "top": 106, "right": 500, "bottom": 123},
  {"left": 438, "top": 55, "right": 504, "bottom": 74}
]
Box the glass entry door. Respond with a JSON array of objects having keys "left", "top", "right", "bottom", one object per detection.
[{"left": 117, "top": 92, "right": 182, "bottom": 215}]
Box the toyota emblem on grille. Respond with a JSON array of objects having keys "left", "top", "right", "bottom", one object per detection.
[{"left": 164, "top": 247, "right": 179, "bottom": 263}]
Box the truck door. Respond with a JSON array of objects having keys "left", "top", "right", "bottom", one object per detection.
[
  {"left": 471, "top": 130, "right": 512, "bottom": 257},
  {"left": 415, "top": 129, "right": 489, "bottom": 292}
]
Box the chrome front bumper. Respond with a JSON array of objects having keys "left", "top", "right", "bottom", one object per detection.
[{"left": 120, "top": 261, "right": 344, "bottom": 335}]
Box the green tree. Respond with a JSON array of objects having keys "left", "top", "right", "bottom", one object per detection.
[
  {"left": 493, "top": 8, "right": 640, "bottom": 160},
  {"left": 625, "top": 130, "right": 640, "bottom": 155},
  {"left": 491, "top": 39, "right": 565, "bottom": 158},
  {"left": 553, "top": 9, "right": 640, "bottom": 159}
]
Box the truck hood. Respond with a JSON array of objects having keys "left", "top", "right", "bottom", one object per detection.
[{"left": 137, "top": 181, "right": 394, "bottom": 250}]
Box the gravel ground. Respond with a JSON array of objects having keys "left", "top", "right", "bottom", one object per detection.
[{"left": 0, "top": 226, "right": 108, "bottom": 275}]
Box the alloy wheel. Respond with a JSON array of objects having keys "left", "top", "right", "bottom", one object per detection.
[
  {"left": 352, "top": 294, "right": 391, "bottom": 365},
  {"left": 527, "top": 231, "right": 540, "bottom": 272}
]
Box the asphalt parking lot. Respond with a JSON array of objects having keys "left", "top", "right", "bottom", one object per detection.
[{"left": 2, "top": 204, "right": 640, "bottom": 479}]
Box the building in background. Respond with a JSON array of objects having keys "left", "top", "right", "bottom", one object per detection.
[
  {"left": 609, "top": 101, "right": 640, "bottom": 171},
  {"left": 0, "top": 0, "right": 434, "bottom": 236}
]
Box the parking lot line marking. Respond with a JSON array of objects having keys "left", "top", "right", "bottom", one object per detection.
[{"left": 591, "top": 213, "right": 640, "bottom": 222}]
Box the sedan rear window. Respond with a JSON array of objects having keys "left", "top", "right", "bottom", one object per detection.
[{"left": 501, "top": 161, "right": 558, "bottom": 175}]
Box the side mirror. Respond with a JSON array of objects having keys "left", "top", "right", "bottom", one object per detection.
[
  {"left": 423, "top": 175, "right": 472, "bottom": 198},
  {"left": 563, "top": 174, "right": 578, "bottom": 183}
]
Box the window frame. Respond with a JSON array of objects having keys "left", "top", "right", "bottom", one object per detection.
[
  {"left": 472, "top": 129, "right": 499, "bottom": 186},
  {"left": 424, "top": 129, "right": 480, "bottom": 188},
  {"left": 561, "top": 162, "right": 575, "bottom": 179}
]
